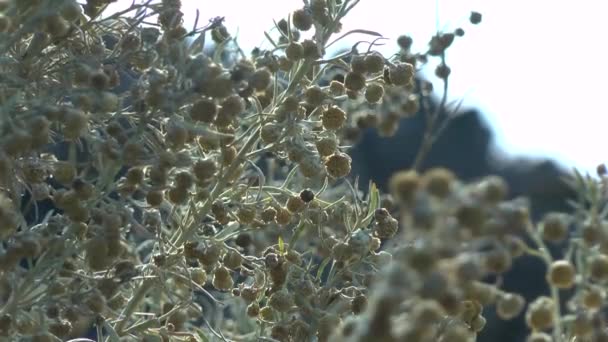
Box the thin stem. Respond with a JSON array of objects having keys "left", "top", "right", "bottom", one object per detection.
[
  {"left": 412, "top": 55, "right": 450, "bottom": 171},
  {"left": 114, "top": 279, "right": 155, "bottom": 335},
  {"left": 526, "top": 222, "right": 563, "bottom": 341}
]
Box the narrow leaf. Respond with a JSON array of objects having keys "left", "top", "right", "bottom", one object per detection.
[
  {"left": 316, "top": 257, "right": 331, "bottom": 280},
  {"left": 327, "top": 29, "right": 383, "bottom": 48},
  {"left": 278, "top": 235, "right": 285, "bottom": 255}
]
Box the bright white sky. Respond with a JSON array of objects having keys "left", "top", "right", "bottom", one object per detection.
[{"left": 108, "top": 0, "right": 608, "bottom": 175}]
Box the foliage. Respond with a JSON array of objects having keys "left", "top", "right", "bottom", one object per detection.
[{"left": 0, "top": 1, "right": 603, "bottom": 342}]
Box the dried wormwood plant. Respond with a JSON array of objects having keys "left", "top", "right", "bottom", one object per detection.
[{"left": 1, "top": 1, "right": 604, "bottom": 342}]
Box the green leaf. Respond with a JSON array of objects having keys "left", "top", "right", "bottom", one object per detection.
[
  {"left": 361, "top": 181, "right": 380, "bottom": 227},
  {"left": 278, "top": 235, "right": 285, "bottom": 255},
  {"left": 316, "top": 257, "right": 331, "bottom": 280},
  {"left": 195, "top": 328, "right": 211, "bottom": 342},
  {"left": 263, "top": 31, "right": 278, "bottom": 49}
]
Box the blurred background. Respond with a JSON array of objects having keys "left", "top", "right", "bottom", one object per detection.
[{"left": 108, "top": 0, "right": 608, "bottom": 176}]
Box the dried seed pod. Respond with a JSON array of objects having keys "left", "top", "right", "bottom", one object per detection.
[
  {"left": 304, "top": 85, "right": 326, "bottom": 107},
  {"left": 470, "top": 11, "right": 482, "bottom": 24},
  {"left": 478, "top": 175, "right": 508, "bottom": 204},
  {"left": 261, "top": 207, "right": 277, "bottom": 223},
  {"left": 321, "top": 105, "right": 347, "bottom": 130},
  {"left": 190, "top": 98, "right": 217, "bottom": 123},
  {"left": 260, "top": 122, "right": 282, "bottom": 144},
  {"left": 541, "top": 212, "right": 568, "bottom": 243},
  {"left": 125, "top": 167, "right": 144, "bottom": 185},
  {"left": 582, "top": 286, "right": 604, "bottom": 310},
  {"left": 364, "top": 83, "right": 384, "bottom": 104},
  {"left": 389, "top": 170, "right": 420, "bottom": 204},
  {"left": 85, "top": 237, "right": 110, "bottom": 271},
  {"left": 397, "top": 35, "right": 413, "bottom": 50},
  {"left": 316, "top": 135, "right": 338, "bottom": 156},
  {"left": 329, "top": 80, "right": 345, "bottom": 96},
  {"left": 364, "top": 53, "right": 385, "bottom": 74},
  {"left": 350, "top": 55, "right": 367, "bottom": 74},
  {"left": 299, "top": 189, "right": 315, "bottom": 203},
  {"left": 200, "top": 243, "right": 223, "bottom": 267},
  {"left": 192, "top": 158, "right": 217, "bottom": 182},
  {"left": 435, "top": 63, "right": 451, "bottom": 79},
  {"left": 292, "top": 8, "right": 313, "bottom": 31},
  {"left": 146, "top": 190, "right": 164, "bottom": 207},
  {"left": 249, "top": 67, "right": 272, "bottom": 91},
  {"left": 496, "top": 293, "right": 526, "bottom": 320},
  {"left": 247, "top": 302, "right": 260, "bottom": 317},
  {"left": 286, "top": 195, "right": 305, "bottom": 213},
  {"left": 422, "top": 167, "right": 455, "bottom": 198},
  {"left": 268, "top": 289, "right": 294, "bottom": 312},
  {"left": 589, "top": 254, "right": 608, "bottom": 282},
  {"left": 344, "top": 72, "right": 366, "bottom": 92},
  {"left": 389, "top": 62, "right": 415, "bottom": 86},
  {"left": 221, "top": 146, "right": 238, "bottom": 166},
  {"left": 167, "top": 186, "right": 188, "bottom": 205},
  {"left": 285, "top": 42, "right": 304, "bottom": 61},
  {"left": 275, "top": 207, "right": 292, "bottom": 225},
  {"left": 525, "top": 296, "right": 555, "bottom": 331},
  {"left": 302, "top": 39, "right": 321, "bottom": 60},
  {"left": 212, "top": 265, "right": 233, "bottom": 291},
  {"left": 324, "top": 152, "right": 351, "bottom": 179},
  {"left": 546, "top": 260, "right": 575, "bottom": 289}
]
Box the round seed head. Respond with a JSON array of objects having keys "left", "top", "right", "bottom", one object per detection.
[
  {"left": 496, "top": 293, "right": 526, "bottom": 320},
  {"left": 292, "top": 8, "right": 313, "bottom": 31},
  {"left": 344, "top": 71, "right": 366, "bottom": 91},
  {"left": 470, "top": 11, "right": 482, "bottom": 24},
  {"left": 146, "top": 190, "right": 164, "bottom": 207},
  {"left": 329, "top": 80, "right": 345, "bottom": 96},
  {"left": 212, "top": 265, "right": 233, "bottom": 291},
  {"left": 397, "top": 35, "right": 413, "bottom": 50},
  {"left": 237, "top": 206, "right": 256, "bottom": 224},
  {"left": 268, "top": 289, "right": 294, "bottom": 312},
  {"left": 364, "top": 53, "right": 385, "bottom": 74},
  {"left": 260, "top": 122, "right": 282, "bottom": 144},
  {"left": 589, "top": 254, "right": 608, "bottom": 282},
  {"left": 435, "top": 63, "right": 451, "bottom": 79},
  {"left": 364, "top": 83, "right": 384, "bottom": 103},
  {"left": 541, "top": 212, "right": 568, "bottom": 243},
  {"left": 316, "top": 135, "right": 338, "bottom": 156},
  {"left": 247, "top": 302, "right": 260, "bottom": 317},
  {"left": 286, "top": 195, "right": 306, "bottom": 213},
  {"left": 324, "top": 152, "right": 351, "bottom": 179},
  {"left": 275, "top": 207, "right": 292, "bottom": 225},
  {"left": 249, "top": 67, "right": 272, "bottom": 91},
  {"left": 525, "top": 296, "right": 555, "bottom": 331},
  {"left": 350, "top": 55, "right": 367, "bottom": 74},
  {"left": 389, "top": 62, "right": 415, "bottom": 86},
  {"left": 192, "top": 158, "right": 217, "bottom": 182},
  {"left": 322, "top": 105, "right": 346, "bottom": 130},
  {"left": 422, "top": 167, "right": 455, "bottom": 198},
  {"left": 285, "top": 42, "right": 304, "bottom": 61},
  {"left": 261, "top": 207, "right": 277, "bottom": 223},
  {"left": 389, "top": 170, "right": 420, "bottom": 204},
  {"left": 299, "top": 189, "right": 315, "bottom": 203},
  {"left": 190, "top": 98, "right": 217, "bottom": 123},
  {"left": 304, "top": 85, "right": 326, "bottom": 107},
  {"left": 302, "top": 39, "right": 321, "bottom": 59},
  {"left": 582, "top": 286, "right": 604, "bottom": 310}
]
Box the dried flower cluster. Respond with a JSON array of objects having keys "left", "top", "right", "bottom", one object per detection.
[{"left": 0, "top": 1, "right": 603, "bottom": 342}]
